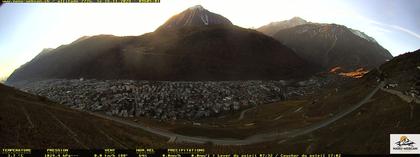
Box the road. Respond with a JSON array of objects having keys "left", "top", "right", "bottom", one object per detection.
[
  {"left": 237, "top": 107, "right": 255, "bottom": 121},
  {"left": 85, "top": 81, "right": 386, "bottom": 145},
  {"left": 380, "top": 88, "right": 419, "bottom": 104}
]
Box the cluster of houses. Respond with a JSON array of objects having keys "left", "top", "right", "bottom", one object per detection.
[{"left": 15, "top": 76, "right": 335, "bottom": 121}]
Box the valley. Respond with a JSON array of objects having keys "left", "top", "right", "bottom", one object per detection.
[{"left": 10, "top": 75, "right": 339, "bottom": 121}]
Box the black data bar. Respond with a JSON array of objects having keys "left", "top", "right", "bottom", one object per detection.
[{"left": 1, "top": 149, "right": 420, "bottom": 157}]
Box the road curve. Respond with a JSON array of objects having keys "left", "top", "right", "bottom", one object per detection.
[
  {"left": 237, "top": 107, "right": 255, "bottom": 121},
  {"left": 380, "top": 88, "right": 420, "bottom": 104}
]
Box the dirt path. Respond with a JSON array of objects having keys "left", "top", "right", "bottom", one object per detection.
[
  {"left": 96, "top": 127, "right": 128, "bottom": 149},
  {"left": 271, "top": 106, "right": 303, "bottom": 121},
  {"left": 19, "top": 105, "right": 35, "bottom": 128},
  {"left": 45, "top": 110, "right": 88, "bottom": 148}
]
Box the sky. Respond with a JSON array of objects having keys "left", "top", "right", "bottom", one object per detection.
[{"left": 0, "top": 0, "right": 419, "bottom": 80}]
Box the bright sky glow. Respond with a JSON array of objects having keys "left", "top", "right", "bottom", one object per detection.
[{"left": 0, "top": 0, "right": 419, "bottom": 80}]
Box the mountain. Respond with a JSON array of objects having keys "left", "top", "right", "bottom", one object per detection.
[
  {"left": 257, "top": 17, "right": 393, "bottom": 70},
  {"left": 0, "top": 83, "right": 165, "bottom": 148},
  {"left": 378, "top": 49, "right": 420, "bottom": 91},
  {"left": 380, "top": 49, "right": 419, "bottom": 77},
  {"left": 257, "top": 17, "right": 308, "bottom": 36},
  {"left": 156, "top": 5, "right": 232, "bottom": 31},
  {"left": 6, "top": 6, "right": 316, "bottom": 84}
]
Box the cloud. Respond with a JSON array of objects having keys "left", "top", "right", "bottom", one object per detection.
[
  {"left": 389, "top": 25, "right": 420, "bottom": 39},
  {"left": 367, "top": 19, "right": 420, "bottom": 40},
  {"left": 371, "top": 25, "right": 392, "bottom": 33}
]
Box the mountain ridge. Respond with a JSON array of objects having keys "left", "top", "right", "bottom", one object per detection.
[
  {"left": 156, "top": 5, "right": 233, "bottom": 31},
  {"left": 257, "top": 17, "right": 393, "bottom": 70},
  {"left": 257, "top": 17, "right": 308, "bottom": 36},
  {"left": 7, "top": 7, "right": 317, "bottom": 83}
]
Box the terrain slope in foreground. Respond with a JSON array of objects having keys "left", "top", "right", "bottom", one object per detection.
[
  {"left": 220, "top": 49, "right": 419, "bottom": 153},
  {"left": 0, "top": 83, "right": 166, "bottom": 148}
]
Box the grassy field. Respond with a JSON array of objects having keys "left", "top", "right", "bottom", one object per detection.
[{"left": 213, "top": 89, "right": 420, "bottom": 154}]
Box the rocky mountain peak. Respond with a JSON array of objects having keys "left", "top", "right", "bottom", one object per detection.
[
  {"left": 257, "top": 17, "right": 308, "bottom": 36},
  {"left": 289, "top": 17, "right": 307, "bottom": 23},
  {"left": 188, "top": 5, "right": 205, "bottom": 11},
  {"left": 156, "top": 5, "right": 232, "bottom": 31}
]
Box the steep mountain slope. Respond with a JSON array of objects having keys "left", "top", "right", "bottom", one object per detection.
[
  {"left": 378, "top": 49, "right": 420, "bottom": 92},
  {"left": 256, "top": 17, "right": 393, "bottom": 70},
  {"left": 380, "top": 49, "right": 419, "bottom": 78},
  {"left": 272, "top": 23, "right": 393, "bottom": 70},
  {"left": 7, "top": 6, "right": 317, "bottom": 83},
  {"left": 156, "top": 5, "right": 232, "bottom": 31},
  {"left": 0, "top": 83, "right": 166, "bottom": 148},
  {"left": 257, "top": 17, "right": 308, "bottom": 36}
]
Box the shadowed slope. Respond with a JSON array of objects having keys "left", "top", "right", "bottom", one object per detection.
[{"left": 0, "top": 83, "right": 166, "bottom": 148}]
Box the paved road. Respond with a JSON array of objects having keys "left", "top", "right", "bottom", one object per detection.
[
  {"left": 381, "top": 88, "right": 419, "bottom": 104},
  {"left": 85, "top": 81, "right": 386, "bottom": 145},
  {"left": 237, "top": 107, "right": 255, "bottom": 121}
]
